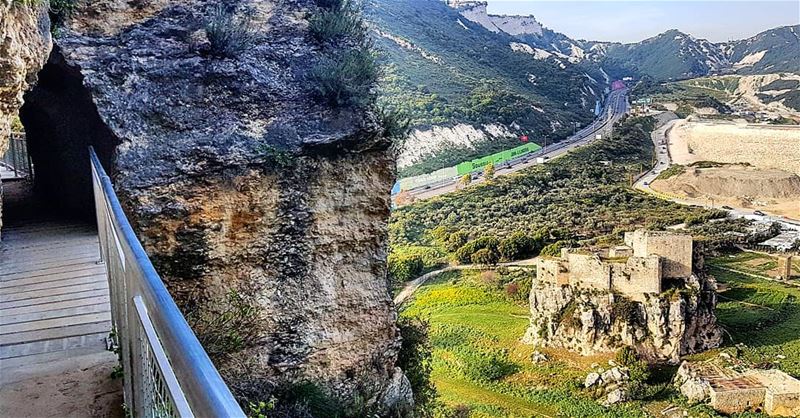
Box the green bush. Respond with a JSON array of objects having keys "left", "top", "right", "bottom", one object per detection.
[
  {"left": 454, "top": 236, "right": 499, "bottom": 264},
  {"left": 309, "top": 1, "right": 364, "bottom": 42},
  {"left": 498, "top": 231, "right": 542, "bottom": 261},
  {"left": 655, "top": 164, "right": 684, "bottom": 180},
  {"left": 540, "top": 240, "right": 574, "bottom": 258},
  {"left": 397, "top": 317, "right": 437, "bottom": 417},
  {"left": 389, "top": 246, "right": 444, "bottom": 285},
  {"left": 444, "top": 231, "right": 469, "bottom": 253},
  {"left": 388, "top": 252, "right": 424, "bottom": 285},
  {"left": 615, "top": 346, "right": 650, "bottom": 383},
  {"left": 205, "top": 4, "right": 257, "bottom": 57},
  {"left": 470, "top": 248, "right": 499, "bottom": 266},
  {"left": 310, "top": 47, "right": 378, "bottom": 107}
]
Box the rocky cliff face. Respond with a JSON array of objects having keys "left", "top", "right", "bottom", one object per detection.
[
  {"left": 18, "top": 0, "right": 408, "bottom": 413},
  {"left": 0, "top": 1, "right": 51, "bottom": 233},
  {"left": 449, "top": 1, "right": 542, "bottom": 36},
  {"left": 523, "top": 274, "right": 722, "bottom": 363}
]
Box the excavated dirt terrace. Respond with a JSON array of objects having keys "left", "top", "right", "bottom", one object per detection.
[{"left": 652, "top": 165, "right": 800, "bottom": 219}]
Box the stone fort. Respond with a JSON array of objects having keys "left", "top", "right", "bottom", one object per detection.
[{"left": 537, "top": 229, "right": 694, "bottom": 300}]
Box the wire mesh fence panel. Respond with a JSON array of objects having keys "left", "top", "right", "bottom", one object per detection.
[{"left": 90, "top": 147, "right": 244, "bottom": 418}]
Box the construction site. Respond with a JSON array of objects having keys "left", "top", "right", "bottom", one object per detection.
[{"left": 651, "top": 120, "right": 800, "bottom": 220}]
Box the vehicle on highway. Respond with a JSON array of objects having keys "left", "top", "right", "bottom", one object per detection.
[
  {"left": 754, "top": 210, "right": 766, "bottom": 216},
  {"left": 722, "top": 205, "right": 733, "bottom": 210}
]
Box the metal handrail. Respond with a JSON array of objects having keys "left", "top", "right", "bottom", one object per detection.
[{"left": 90, "top": 147, "right": 245, "bottom": 417}]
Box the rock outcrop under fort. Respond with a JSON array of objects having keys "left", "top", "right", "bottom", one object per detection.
[
  {"left": 524, "top": 230, "right": 722, "bottom": 363},
  {"left": 10, "top": 0, "right": 410, "bottom": 413}
]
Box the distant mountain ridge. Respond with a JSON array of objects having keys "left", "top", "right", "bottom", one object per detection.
[
  {"left": 367, "top": 0, "right": 606, "bottom": 177},
  {"left": 451, "top": 1, "right": 800, "bottom": 80}
]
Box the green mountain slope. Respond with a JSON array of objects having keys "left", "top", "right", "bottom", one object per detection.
[
  {"left": 595, "top": 30, "right": 728, "bottom": 80},
  {"left": 585, "top": 26, "right": 800, "bottom": 81},
  {"left": 366, "top": 0, "right": 603, "bottom": 177},
  {"left": 727, "top": 25, "right": 800, "bottom": 74}
]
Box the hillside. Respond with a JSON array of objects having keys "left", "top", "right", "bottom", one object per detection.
[
  {"left": 586, "top": 26, "right": 800, "bottom": 81},
  {"left": 389, "top": 116, "right": 719, "bottom": 257},
  {"left": 599, "top": 30, "right": 727, "bottom": 80},
  {"left": 365, "top": 0, "right": 604, "bottom": 177},
  {"left": 448, "top": 1, "right": 799, "bottom": 81},
  {"left": 726, "top": 25, "right": 800, "bottom": 74}
]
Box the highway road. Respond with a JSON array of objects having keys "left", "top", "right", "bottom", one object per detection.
[{"left": 406, "top": 88, "right": 630, "bottom": 201}]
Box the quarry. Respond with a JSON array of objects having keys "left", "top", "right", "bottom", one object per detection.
[
  {"left": 652, "top": 120, "right": 800, "bottom": 219},
  {"left": 667, "top": 121, "right": 800, "bottom": 176},
  {"left": 524, "top": 229, "right": 722, "bottom": 363}
]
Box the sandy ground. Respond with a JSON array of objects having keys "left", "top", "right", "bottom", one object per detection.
[
  {"left": 657, "top": 120, "right": 800, "bottom": 219},
  {"left": 668, "top": 121, "right": 800, "bottom": 174},
  {"left": 666, "top": 119, "right": 698, "bottom": 165},
  {"left": 651, "top": 165, "right": 800, "bottom": 219},
  {"left": 0, "top": 351, "right": 123, "bottom": 418}
]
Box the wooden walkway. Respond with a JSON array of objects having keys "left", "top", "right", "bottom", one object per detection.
[
  {"left": 0, "top": 220, "right": 121, "bottom": 417},
  {"left": 0, "top": 221, "right": 111, "bottom": 367}
]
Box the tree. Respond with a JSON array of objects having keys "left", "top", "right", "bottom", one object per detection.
[
  {"left": 388, "top": 253, "right": 424, "bottom": 286},
  {"left": 459, "top": 174, "right": 472, "bottom": 188},
  {"left": 484, "top": 161, "right": 495, "bottom": 180},
  {"left": 498, "top": 231, "right": 543, "bottom": 261},
  {"left": 470, "top": 248, "right": 499, "bottom": 266},
  {"left": 444, "top": 231, "right": 469, "bottom": 253},
  {"left": 397, "top": 317, "right": 437, "bottom": 417}
]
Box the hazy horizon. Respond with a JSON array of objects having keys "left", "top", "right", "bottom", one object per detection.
[{"left": 484, "top": 1, "right": 800, "bottom": 43}]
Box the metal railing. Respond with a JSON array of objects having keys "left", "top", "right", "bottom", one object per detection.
[
  {"left": 90, "top": 147, "right": 245, "bottom": 418},
  {"left": 1, "top": 132, "right": 33, "bottom": 180}
]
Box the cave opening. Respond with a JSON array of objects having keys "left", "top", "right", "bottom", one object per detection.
[{"left": 6, "top": 46, "right": 119, "bottom": 226}]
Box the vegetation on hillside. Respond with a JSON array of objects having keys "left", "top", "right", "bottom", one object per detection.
[
  {"left": 399, "top": 253, "right": 799, "bottom": 416},
  {"left": 365, "top": 0, "right": 600, "bottom": 176},
  {"left": 401, "top": 269, "right": 650, "bottom": 417},
  {"left": 390, "top": 116, "right": 721, "bottom": 266},
  {"left": 705, "top": 253, "right": 800, "bottom": 376}
]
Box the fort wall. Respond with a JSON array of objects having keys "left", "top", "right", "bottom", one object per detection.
[
  {"left": 625, "top": 230, "right": 693, "bottom": 278},
  {"left": 617, "top": 256, "right": 662, "bottom": 294},
  {"left": 567, "top": 253, "right": 611, "bottom": 291},
  {"left": 710, "top": 383, "right": 766, "bottom": 415}
]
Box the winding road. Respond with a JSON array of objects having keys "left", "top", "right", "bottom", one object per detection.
[{"left": 406, "top": 88, "right": 630, "bottom": 201}]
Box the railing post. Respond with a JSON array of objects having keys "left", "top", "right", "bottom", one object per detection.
[{"left": 9, "top": 135, "right": 18, "bottom": 178}]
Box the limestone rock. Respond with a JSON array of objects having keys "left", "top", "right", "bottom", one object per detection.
[
  {"left": 523, "top": 274, "right": 722, "bottom": 363},
  {"left": 605, "top": 388, "right": 627, "bottom": 405},
  {"left": 0, "top": 1, "right": 50, "bottom": 152},
  {"left": 584, "top": 372, "right": 601, "bottom": 388},
  {"left": 674, "top": 361, "right": 711, "bottom": 403},
  {"left": 18, "top": 0, "right": 406, "bottom": 412},
  {"left": 0, "top": 1, "right": 51, "bottom": 235}
]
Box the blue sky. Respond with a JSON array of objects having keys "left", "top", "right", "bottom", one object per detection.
[{"left": 484, "top": 1, "right": 800, "bottom": 43}]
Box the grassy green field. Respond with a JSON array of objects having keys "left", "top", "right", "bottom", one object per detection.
[
  {"left": 401, "top": 269, "right": 654, "bottom": 418},
  {"left": 399, "top": 252, "right": 800, "bottom": 417},
  {"left": 708, "top": 253, "right": 800, "bottom": 376}
]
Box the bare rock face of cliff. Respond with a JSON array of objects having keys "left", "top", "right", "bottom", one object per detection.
[
  {"left": 0, "top": 1, "right": 51, "bottom": 232},
  {"left": 19, "top": 0, "right": 409, "bottom": 413},
  {"left": 522, "top": 274, "right": 722, "bottom": 363}
]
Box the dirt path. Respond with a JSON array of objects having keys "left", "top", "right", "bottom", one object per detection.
[{"left": 393, "top": 259, "right": 537, "bottom": 306}]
